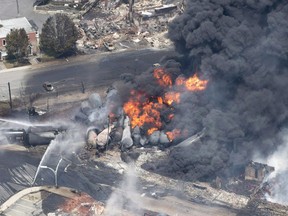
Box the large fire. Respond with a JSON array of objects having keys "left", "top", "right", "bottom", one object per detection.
[
  {"left": 176, "top": 74, "right": 208, "bottom": 91},
  {"left": 123, "top": 67, "right": 208, "bottom": 140},
  {"left": 123, "top": 91, "right": 163, "bottom": 132},
  {"left": 154, "top": 67, "right": 172, "bottom": 87}
]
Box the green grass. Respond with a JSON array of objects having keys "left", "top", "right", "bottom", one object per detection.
[
  {"left": 4, "top": 58, "right": 31, "bottom": 69},
  {"left": 0, "top": 101, "right": 10, "bottom": 116},
  {"left": 36, "top": 55, "right": 56, "bottom": 63}
]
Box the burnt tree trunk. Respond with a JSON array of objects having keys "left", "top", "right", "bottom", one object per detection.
[{"left": 128, "top": 0, "right": 134, "bottom": 24}]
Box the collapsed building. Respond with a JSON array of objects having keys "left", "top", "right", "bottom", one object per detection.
[
  {"left": 77, "top": 0, "right": 180, "bottom": 52},
  {"left": 245, "top": 161, "right": 275, "bottom": 182}
]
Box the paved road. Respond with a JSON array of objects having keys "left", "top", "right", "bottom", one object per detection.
[{"left": 0, "top": 49, "right": 174, "bottom": 100}]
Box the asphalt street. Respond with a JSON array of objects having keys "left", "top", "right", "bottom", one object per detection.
[{"left": 0, "top": 49, "right": 174, "bottom": 99}]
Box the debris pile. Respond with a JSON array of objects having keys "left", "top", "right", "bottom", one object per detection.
[
  {"left": 238, "top": 199, "right": 288, "bottom": 216},
  {"left": 210, "top": 161, "right": 276, "bottom": 200},
  {"left": 58, "top": 193, "right": 105, "bottom": 215},
  {"left": 77, "top": 0, "right": 181, "bottom": 53},
  {"left": 244, "top": 161, "right": 275, "bottom": 182}
]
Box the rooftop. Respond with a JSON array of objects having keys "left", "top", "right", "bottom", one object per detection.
[
  {"left": 0, "top": 186, "right": 105, "bottom": 216},
  {"left": 0, "top": 17, "right": 36, "bottom": 38}
]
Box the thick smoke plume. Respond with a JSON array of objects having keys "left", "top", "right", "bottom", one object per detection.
[
  {"left": 254, "top": 129, "right": 288, "bottom": 205},
  {"left": 163, "top": 0, "right": 288, "bottom": 180},
  {"left": 105, "top": 164, "right": 143, "bottom": 215},
  {"left": 122, "top": 0, "right": 288, "bottom": 181}
]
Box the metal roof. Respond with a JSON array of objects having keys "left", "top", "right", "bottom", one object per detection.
[
  {"left": 0, "top": 186, "right": 105, "bottom": 216},
  {"left": 0, "top": 17, "right": 35, "bottom": 38}
]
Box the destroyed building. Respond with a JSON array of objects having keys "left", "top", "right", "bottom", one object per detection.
[
  {"left": 52, "top": 0, "right": 88, "bottom": 3},
  {"left": 245, "top": 161, "right": 275, "bottom": 182},
  {"left": 76, "top": 0, "right": 180, "bottom": 53}
]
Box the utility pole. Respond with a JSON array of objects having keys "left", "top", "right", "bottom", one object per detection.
[
  {"left": 104, "top": 0, "right": 108, "bottom": 9},
  {"left": 8, "top": 82, "right": 12, "bottom": 110},
  {"left": 128, "top": 0, "right": 134, "bottom": 24},
  {"left": 81, "top": 81, "right": 85, "bottom": 94},
  {"left": 16, "top": 0, "right": 20, "bottom": 16}
]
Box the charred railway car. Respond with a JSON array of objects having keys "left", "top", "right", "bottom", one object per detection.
[
  {"left": 0, "top": 126, "right": 65, "bottom": 147},
  {"left": 0, "top": 129, "right": 28, "bottom": 146}
]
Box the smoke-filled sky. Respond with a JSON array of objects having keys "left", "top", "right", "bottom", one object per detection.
[{"left": 134, "top": 0, "right": 288, "bottom": 180}]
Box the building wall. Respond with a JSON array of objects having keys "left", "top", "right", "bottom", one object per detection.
[
  {"left": 245, "top": 165, "right": 256, "bottom": 181},
  {"left": 257, "top": 168, "right": 266, "bottom": 181},
  {"left": 27, "top": 32, "right": 38, "bottom": 54},
  {"left": 245, "top": 163, "right": 275, "bottom": 182},
  {"left": 0, "top": 37, "right": 6, "bottom": 51},
  {"left": 0, "top": 32, "right": 38, "bottom": 55}
]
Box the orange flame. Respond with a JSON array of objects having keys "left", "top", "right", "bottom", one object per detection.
[
  {"left": 148, "top": 127, "right": 158, "bottom": 135},
  {"left": 164, "top": 92, "right": 181, "bottom": 105},
  {"left": 123, "top": 92, "right": 163, "bottom": 133},
  {"left": 123, "top": 72, "right": 208, "bottom": 140},
  {"left": 153, "top": 67, "right": 172, "bottom": 87},
  {"left": 166, "top": 129, "right": 181, "bottom": 141},
  {"left": 176, "top": 74, "right": 208, "bottom": 91}
]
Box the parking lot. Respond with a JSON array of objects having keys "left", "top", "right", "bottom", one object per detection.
[{"left": 0, "top": 0, "right": 48, "bottom": 30}]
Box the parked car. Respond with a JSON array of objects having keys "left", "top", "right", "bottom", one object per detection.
[
  {"left": 43, "top": 82, "right": 54, "bottom": 91},
  {"left": 103, "top": 42, "right": 115, "bottom": 51},
  {"left": 153, "top": 63, "right": 161, "bottom": 67}
]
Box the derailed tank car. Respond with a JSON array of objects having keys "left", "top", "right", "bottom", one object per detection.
[
  {"left": 0, "top": 126, "right": 66, "bottom": 147},
  {"left": 27, "top": 126, "right": 60, "bottom": 146},
  {"left": 0, "top": 129, "right": 28, "bottom": 146}
]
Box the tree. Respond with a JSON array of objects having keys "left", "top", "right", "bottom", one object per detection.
[
  {"left": 128, "top": 0, "right": 135, "bottom": 24},
  {"left": 121, "top": 0, "right": 134, "bottom": 24},
  {"left": 5, "top": 28, "right": 29, "bottom": 60},
  {"left": 34, "top": 0, "right": 50, "bottom": 6},
  {"left": 40, "top": 14, "right": 79, "bottom": 58}
]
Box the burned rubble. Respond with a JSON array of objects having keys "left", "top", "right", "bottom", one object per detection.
[{"left": 76, "top": 0, "right": 180, "bottom": 53}]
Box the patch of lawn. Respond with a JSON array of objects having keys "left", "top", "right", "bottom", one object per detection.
[
  {"left": 36, "top": 55, "right": 55, "bottom": 63},
  {"left": 4, "top": 58, "right": 31, "bottom": 69},
  {"left": 0, "top": 101, "right": 10, "bottom": 116}
]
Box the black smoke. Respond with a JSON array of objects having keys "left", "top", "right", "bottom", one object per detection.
[{"left": 138, "top": 0, "right": 288, "bottom": 181}]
